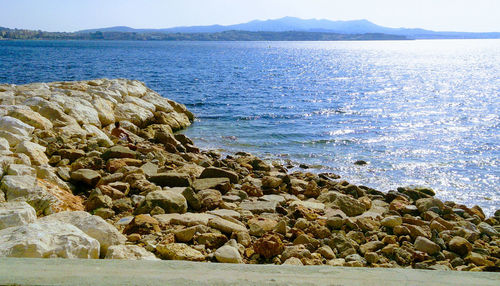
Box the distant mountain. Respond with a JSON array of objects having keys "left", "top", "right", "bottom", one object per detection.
[{"left": 78, "top": 17, "right": 500, "bottom": 39}]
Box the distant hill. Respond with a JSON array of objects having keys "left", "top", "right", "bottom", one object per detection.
[
  {"left": 0, "top": 27, "right": 407, "bottom": 41},
  {"left": 78, "top": 17, "right": 500, "bottom": 39}
]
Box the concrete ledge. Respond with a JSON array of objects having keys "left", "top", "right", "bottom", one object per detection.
[{"left": 0, "top": 258, "right": 498, "bottom": 286}]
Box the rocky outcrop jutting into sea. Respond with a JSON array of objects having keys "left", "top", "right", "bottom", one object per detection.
[{"left": 0, "top": 79, "right": 498, "bottom": 270}]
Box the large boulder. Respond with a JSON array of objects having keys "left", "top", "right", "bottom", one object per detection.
[
  {"left": 39, "top": 211, "right": 126, "bottom": 257},
  {"left": 0, "top": 201, "right": 36, "bottom": 230},
  {"left": 0, "top": 221, "right": 99, "bottom": 258}
]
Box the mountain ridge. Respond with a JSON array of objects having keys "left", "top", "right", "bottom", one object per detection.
[{"left": 77, "top": 17, "right": 500, "bottom": 39}]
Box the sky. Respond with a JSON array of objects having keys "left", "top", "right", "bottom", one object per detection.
[{"left": 1, "top": 0, "right": 499, "bottom": 32}]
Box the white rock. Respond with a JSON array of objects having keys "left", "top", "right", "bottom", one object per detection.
[
  {"left": 124, "top": 95, "right": 156, "bottom": 112},
  {"left": 0, "top": 175, "right": 58, "bottom": 215},
  {"left": 92, "top": 98, "right": 115, "bottom": 126},
  {"left": 82, "top": 124, "right": 114, "bottom": 147},
  {"left": 0, "top": 137, "right": 11, "bottom": 154},
  {"left": 24, "top": 97, "right": 78, "bottom": 127},
  {"left": 0, "top": 201, "right": 36, "bottom": 230},
  {"left": 39, "top": 211, "right": 126, "bottom": 257},
  {"left": 15, "top": 140, "right": 49, "bottom": 166},
  {"left": 0, "top": 221, "right": 99, "bottom": 258},
  {"left": 126, "top": 80, "right": 148, "bottom": 97},
  {"left": 56, "top": 123, "right": 88, "bottom": 138},
  {"left": 214, "top": 240, "right": 243, "bottom": 263},
  {"left": 0, "top": 130, "right": 28, "bottom": 147},
  {"left": 114, "top": 102, "right": 154, "bottom": 127},
  {"left": 0, "top": 116, "right": 35, "bottom": 137},
  {"left": 64, "top": 98, "right": 101, "bottom": 127},
  {"left": 7, "top": 164, "right": 36, "bottom": 176},
  {"left": 7, "top": 108, "right": 53, "bottom": 130},
  {"left": 104, "top": 245, "right": 159, "bottom": 260},
  {"left": 142, "top": 93, "right": 174, "bottom": 112}
]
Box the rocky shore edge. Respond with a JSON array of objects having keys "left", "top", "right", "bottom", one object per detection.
[{"left": 0, "top": 79, "right": 498, "bottom": 272}]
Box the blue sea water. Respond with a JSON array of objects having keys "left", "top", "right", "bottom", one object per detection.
[{"left": 0, "top": 39, "right": 499, "bottom": 214}]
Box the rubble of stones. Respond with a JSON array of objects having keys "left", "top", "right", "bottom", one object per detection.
[{"left": 0, "top": 79, "right": 498, "bottom": 272}]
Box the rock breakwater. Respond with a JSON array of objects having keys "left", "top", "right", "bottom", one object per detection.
[{"left": 0, "top": 79, "right": 498, "bottom": 271}]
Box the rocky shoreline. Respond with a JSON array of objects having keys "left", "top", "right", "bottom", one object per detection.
[{"left": 0, "top": 79, "right": 498, "bottom": 271}]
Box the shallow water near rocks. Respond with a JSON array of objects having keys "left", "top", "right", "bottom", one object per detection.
[{"left": 0, "top": 39, "right": 498, "bottom": 214}]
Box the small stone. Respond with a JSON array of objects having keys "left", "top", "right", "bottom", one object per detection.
[
  {"left": 101, "top": 145, "right": 137, "bottom": 160},
  {"left": 240, "top": 200, "right": 277, "bottom": 214},
  {"left": 199, "top": 167, "right": 238, "bottom": 183},
  {"left": 149, "top": 172, "right": 191, "bottom": 187},
  {"left": 156, "top": 243, "right": 205, "bottom": 261},
  {"left": 261, "top": 176, "right": 282, "bottom": 189},
  {"left": 414, "top": 236, "right": 440, "bottom": 255},
  {"left": 71, "top": 169, "right": 101, "bottom": 186},
  {"left": 282, "top": 257, "right": 303, "bottom": 265},
  {"left": 359, "top": 241, "right": 384, "bottom": 254},
  {"left": 465, "top": 252, "right": 494, "bottom": 267},
  {"left": 449, "top": 236, "right": 472, "bottom": 256},
  {"left": 253, "top": 233, "right": 284, "bottom": 259},
  {"left": 198, "top": 189, "right": 223, "bottom": 210},
  {"left": 215, "top": 241, "right": 243, "bottom": 263},
  {"left": 317, "top": 245, "right": 335, "bottom": 259},
  {"left": 105, "top": 245, "right": 158, "bottom": 260},
  {"left": 192, "top": 178, "right": 231, "bottom": 193},
  {"left": 195, "top": 232, "right": 228, "bottom": 249},
  {"left": 354, "top": 160, "right": 367, "bottom": 165},
  {"left": 128, "top": 233, "right": 141, "bottom": 242},
  {"left": 123, "top": 214, "right": 161, "bottom": 235},
  {"left": 136, "top": 190, "right": 187, "bottom": 214},
  {"left": 94, "top": 208, "right": 115, "bottom": 219},
  {"left": 326, "top": 216, "right": 344, "bottom": 230},
  {"left": 248, "top": 217, "right": 278, "bottom": 237},
  {"left": 381, "top": 216, "right": 403, "bottom": 228},
  {"left": 365, "top": 252, "right": 379, "bottom": 264},
  {"left": 477, "top": 222, "right": 498, "bottom": 237},
  {"left": 208, "top": 216, "right": 247, "bottom": 234}
]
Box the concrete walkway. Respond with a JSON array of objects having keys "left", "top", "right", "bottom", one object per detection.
[{"left": 0, "top": 258, "right": 498, "bottom": 286}]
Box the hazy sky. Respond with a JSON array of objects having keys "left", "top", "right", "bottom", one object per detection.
[{"left": 1, "top": 0, "right": 499, "bottom": 32}]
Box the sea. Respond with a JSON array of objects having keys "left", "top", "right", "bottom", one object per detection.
[{"left": 0, "top": 39, "right": 498, "bottom": 215}]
